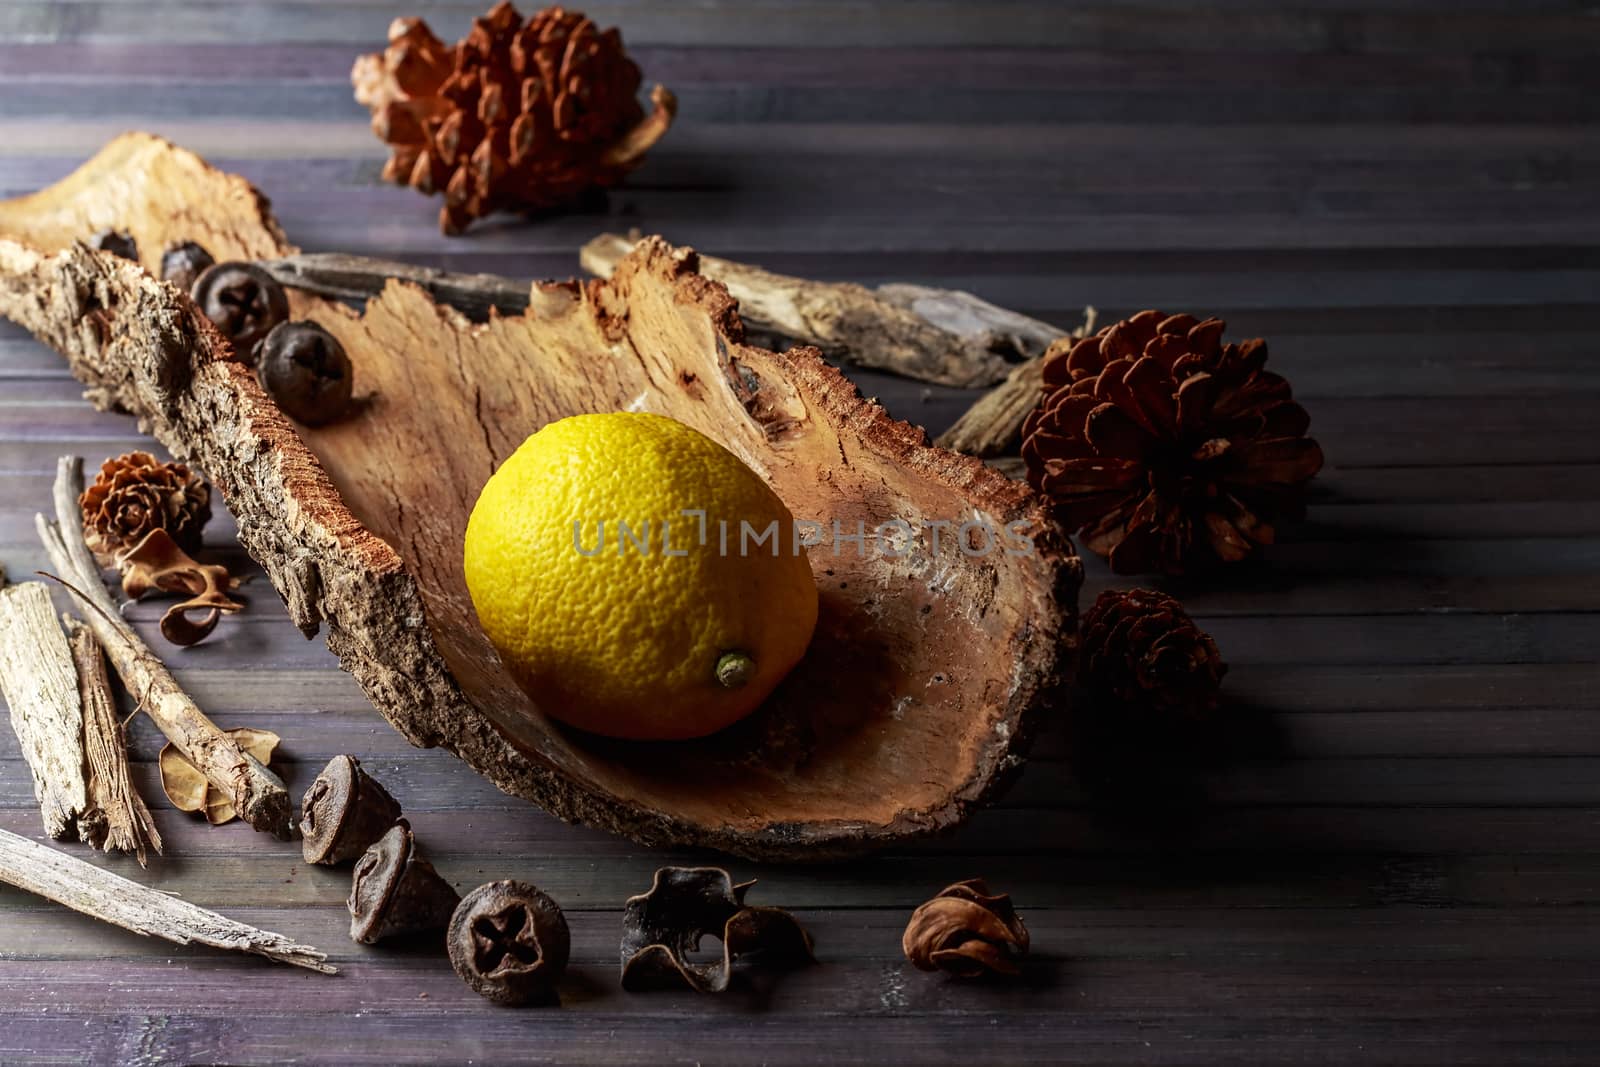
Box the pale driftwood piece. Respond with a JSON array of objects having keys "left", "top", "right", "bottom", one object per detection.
[
  {"left": 0, "top": 133, "right": 1080, "bottom": 861},
  {"left": 936, "top": 307, "right": 1098, "bottom": 459},
  {"left": 581, "top": 231, "right": 1066, "bottom": 388},
  {"left": 0, "top": 571, "right": 92, "bottom": 841},
  {"left": 67, "top": 619, "right": 163, "bottom": 867},
  {"left": 260, "top": 253, "right": 531, "bottom": 322},
  {"left": 0, "top": 826, "right": 334, "bottom": 973},
  {"left": 34, "top": 457, "right": 294, "bottom": 839}
]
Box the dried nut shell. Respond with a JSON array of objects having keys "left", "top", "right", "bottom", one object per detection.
[
  {"left": 158, "top": 727, "right": 281, "bottom": 826},
  {"left": 620, "top": 866, "right": 814, "bottom": 993},
  {"left": 348, "top": 819, "right": 461, "bottom": 944},
  {"left": 300, "top": 754, "right": 404, "bottom": 865},
  {"left": 903, "top": 879, "right": 1029, "bottom": 978},
  {"left": 448, "top": 880, "right": 570, "bottom": 1006}
]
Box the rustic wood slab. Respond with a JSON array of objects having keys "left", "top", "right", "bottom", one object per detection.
[{"left": 1, "top": 2, "right": 1598, "bottom": 1064}]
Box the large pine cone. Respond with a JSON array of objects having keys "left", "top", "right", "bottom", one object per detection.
[
  {"left": 79, "top": 452, "right": 211, "bottom": 563},
  {"left": 1021, "top": 310, "right": 1323, "bottom": 575},
  {"left": 352, "top": 2, "right": 676, "bottom": 234},
  {"left": 1078, "top": 589, "right": 1225, "bottom": 719}
]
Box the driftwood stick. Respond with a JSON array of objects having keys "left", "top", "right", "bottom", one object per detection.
[
  {"left": 0, "top": 826, "right": 334, "bottom": 973},
  {"left": 581, "top": 232, "right": 1067, "bottom": 388},
  {"left": 935, "top": 308, "right": 1098, "bottom": 459},
  {"left": 36, "top": 456, "right": 294, "bottom": 839},
  {"left": 68, "top": 619, "right": 163, "bottom": 867},
  {"left": 260, "top": 252, "right": 531, "bottom": 322},
  {"left": 0, "top": 569, "right": 92, "bottom": 840}
]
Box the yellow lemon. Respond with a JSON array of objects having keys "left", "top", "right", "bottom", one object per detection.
[{"left": 463, "top": 412, "right": 819, "bottom": 740}]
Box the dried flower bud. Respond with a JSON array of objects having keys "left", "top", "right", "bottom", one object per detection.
[
  {"left": 256, "top": 321, "right": 355, "bottom": 426},
  {"left": 348, "top": 820, "right": 461, "bottom": 944},
  {"left": 79, "top": 450, "right": 211, "bottom": 564},
  {"left": 301, "top": 755, "right": 404, "bottom": 865},
  {"left": 448, "top": 880, "right": 570, "bottom": 1006},
  {"left": 620, "top": 866, "right": 814, "bottom": 993},
  {"left": 89, "top": 229, "right": 139, "bottom": 262},
  {"left": 903, "top": 879, "right": 1029, "bottom": 978},
  {"left": 160, "top": 241, "right": 216, "bottom": 293},
  {"left": 191, "top": 261, "right": 289, "bottom": 362}
]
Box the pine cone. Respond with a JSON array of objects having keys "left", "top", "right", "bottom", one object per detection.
[
  {"left": 352, "top": 2, "right": 676, "bottom": 235},
  {"left": 1021, "top": 310, "right": 1323, "bottom": 575},
  {"left": 79, "top": 451, "right": 211, "bottom": 563},
  {"left": 1078, "top": 589, "right": 1225, "bottom": 719}
]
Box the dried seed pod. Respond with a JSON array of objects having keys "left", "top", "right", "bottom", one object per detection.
[
  {"left": 191, "top": 261, "right": 289, "bottom": 362},
  {"left": 903, "top": 879, "right": 1029, "bottom": 978},
  {"left": 160, "top": 241, "right": 215, "bottom": 293},
  {"left": 116, "top": 528, "right": 244, "bottom": 647},
  {"left": 89, "top": 229, "right": 139, "bottom": 262},
  {"left": 301, "top": 755, "right": 404, "bottom": 866},
  {"left": 256, "top": 321, "right": 354, "bottom": 427},
  {"left": 620, "top": 866, "right": 814, "bottom": 993},
  {"left": 448, "top": 880, "right": 570, "bottom": 1006},
  {"left": 348, "top": 819, "right": 461, "bottom": 944}
]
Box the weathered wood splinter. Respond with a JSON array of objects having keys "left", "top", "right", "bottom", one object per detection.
[
  {"left": 0, "top": 826, "right": 333, "bottom": 973},
  {"left": 68, "top": 619, "right": 163, "bottom": 866}
]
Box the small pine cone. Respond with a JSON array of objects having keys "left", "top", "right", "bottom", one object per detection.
[
  {"left": 79, "top": 451, "right": 211, "bottom": 563},
  {"left": 352, "top": 2, "right": 676, "bottom": 235},
  {"left": 1021, "top": 310, "right": 1323, "bottom": 575},
  {"left": 1078, "top": 589, "right": 1225, "bottom": 719}
]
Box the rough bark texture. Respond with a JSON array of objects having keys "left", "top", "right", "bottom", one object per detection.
[
  {"left": 68, "top": 620, "right": 163, "bottom": 866},
  {"left": 0, "top": 133, "right": 1080, "bottom": 860},
  {"left": 35, "top": 457, "right": 293, "bottom": 839},
  {"left": 0, "top": 575, "right": 91, "bottom": 841},
  {"left": 581, "top": 232, "right": 1066, "bottom": 387},
  {"left": 0, "top": 826, "right": 333, "bottom": 973}
]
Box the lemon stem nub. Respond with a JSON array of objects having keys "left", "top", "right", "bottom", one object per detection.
[{"left": 715, "top": 651, "right": 757, "bottom": 690}]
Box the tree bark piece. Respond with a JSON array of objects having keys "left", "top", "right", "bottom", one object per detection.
[
  {"left": 35, "top": 457, "right": 294, "bottom": 840},
  {"left": 581, "top": 232, "right": 1066, "bottom": 388},
  {"left": 0, "top": 571, "right": 92, "bottom": 841},
  {"left": 0, "top": 133, "right": 1081, "bottom": 861},
  {"left": 68, "top": 619, "right": 163, "bottom": 867},
  {"left": 0, "top": 826, "right": 334, "bottom": 973}
]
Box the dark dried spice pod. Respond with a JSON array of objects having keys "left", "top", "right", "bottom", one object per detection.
[
  {"left": 301, "top": 755, "right": 404, "bottom": 865},
  {"left": 1022, "top": 309, "right": 1323, "bottom": 575},
  {"left": 448, "top": 880, "right": 570, "bottom": 1006},
  {"left": 1078, "top": 588, "right": 1226, "bottom": 720},
  {"left": 903, "top": 879, "right": 1029, "bottom": 978},
  {"left": 620, "top": 866, "right": 815, "bottom": 993},
  {"left": 256, "top": 320, "right": 354, "bottom": 427},
  {"left": 191, "top": 260, "right": 289, "bottom": 362},
  {"left": 348, "top": 819, "right": 461, "bottom": 944},
  {"left": 160, "top": 241, "right": 215, "bottom": 293},
  {"left": 89, "top": 229, "right": 139, "bottom": 262}
]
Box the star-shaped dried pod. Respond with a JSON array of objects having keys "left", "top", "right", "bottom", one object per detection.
[
  {"left": 448, "top": 880, "right": 570, "bottom": 1006},
  {"left": 620, "top": 866, "right": 815, "bottom": 993},
  {"left": 348, "top": 819, "right": 461, "bottom": 944},
  {"left": 159, "top": 727, "right": 281, "bottom": 826},
  {"left": 116, "top": 527, "right": 243, "bottom": 646},
  {"left": 300, "top": 755, "right": 404, "bottom": 865},
  {"left": 903, "top": 879, "right": 1029, "bottom": 978}
]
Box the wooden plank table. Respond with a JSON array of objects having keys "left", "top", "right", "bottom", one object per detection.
[{"left": 2, "top": 2, "right": 1598, "bottom": 1063}]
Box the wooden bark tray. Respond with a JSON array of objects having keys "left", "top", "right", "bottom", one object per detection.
[{"left": 0, "top": 134, "right": 1081, "bottom": 860}]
